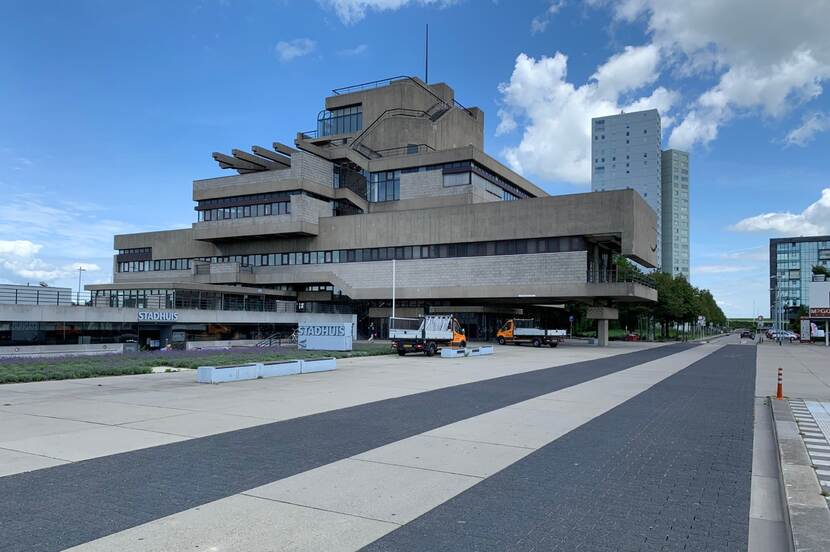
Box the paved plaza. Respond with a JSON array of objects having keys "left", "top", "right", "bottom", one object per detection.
[{"left": 0, "top": 336, "right": 825, "bottom": 551}]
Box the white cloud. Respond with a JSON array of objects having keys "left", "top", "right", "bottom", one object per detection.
[
  {"left": 0, "top": 240, "right": 42, "bottom": 257},
  {"left": 601, "top": 0, "right": 830, "bottom": 150},
  {"left": 591, "top": 44, "right": 660, "bottom": 99},
  {"left": 693, "top": 264, "right": 754, "bottom": 275},
  {"left": 65, "top": 262, "right": 101, "bottom": 272},
  {"left": 319, "top": 0, "right": 455, "bottom": 25},
  {"left": 785, "top": 112, "right": 830, "bottom": 147},
  {"left": 731, "top": 188, "right": 830, "bottom": 235},
  {"left": 496, "top": 47, "right": 676, "bottom": 184},
  {"left": 337, "top": 44, "right": 368, "bottom": 56},
  {"left": 275, "top": 38, "right": 317, "bottom": 62},
  {"left": 0, "top": 241, "right": 101, "bottom": 283},
  {"left": 530, "top": 1, "right": 565, "bottom": 35},
  {"left": 0, "top": 193, "right": 146, "bottom": 288}
]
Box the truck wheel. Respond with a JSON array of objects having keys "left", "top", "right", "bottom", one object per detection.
[
  {"left": 532, "top": 338, "right": 542, "bottom": 348},
  {"left": 459, "top": 341, "right": 466, "bottom": 349},
  {"left": 497, "top": 337, "right": 506, "bottom": 345},
  {"left": 425, "top": 342, "right": 437, "bottom": 357},
  {"left": 397, "top": 349, "right": 407, "bottom": 356},
  {"left": 549, "top": 341, "right": 558, "bottom": 348}
]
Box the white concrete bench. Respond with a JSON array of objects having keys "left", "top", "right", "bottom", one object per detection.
[
  {"left": 440, "top": 346, "right": 494, "bottom": 358},
  {"left": 196, "top": 358, "right": 335, "bottom": 384}
]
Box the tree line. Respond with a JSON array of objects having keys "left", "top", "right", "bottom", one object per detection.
[{"left": 615, "top": 257, "right": 727, "bottom": 337}]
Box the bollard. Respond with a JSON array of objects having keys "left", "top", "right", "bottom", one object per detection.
[{"left": 776, "top": 367, "right": 783, "bottom": 400}]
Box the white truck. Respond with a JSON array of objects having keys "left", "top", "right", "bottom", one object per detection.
[
  {"left": 389, "top": 315, "right": 466, "bottom": 356},
  {"left": 496, "top": 319, "right": 566, "bottom": 347}
]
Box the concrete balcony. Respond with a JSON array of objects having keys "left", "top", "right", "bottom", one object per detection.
[
  {"left": 193, "top": 151, "right": 335, "bottom": 200},
  {"left": 192, "top": 195, "right": 331, "bottom": 242}
]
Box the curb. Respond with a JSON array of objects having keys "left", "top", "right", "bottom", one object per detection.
[{"left": 770, "top": 398, "right": 830, "bottom": 552}]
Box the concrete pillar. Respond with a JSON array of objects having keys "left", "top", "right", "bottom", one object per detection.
[
  {"left": 586, "top": 306, "right": 618, "bottom": 347},
  {"left": 597, "top": 319, "right": 609, "bottom": 347},
  {"left": 825, "top": 321, "right": 828, "bottom": 347}
]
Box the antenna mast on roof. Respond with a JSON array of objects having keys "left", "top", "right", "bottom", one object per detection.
[{"left": 425, "top": 24, "right": 429, "bottom": 84}]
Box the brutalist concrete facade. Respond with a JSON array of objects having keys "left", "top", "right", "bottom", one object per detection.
[{"left": 89, "top": 76, "right": 659, "bottom": 339}]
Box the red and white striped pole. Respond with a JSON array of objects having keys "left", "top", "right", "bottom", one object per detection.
[{"left": 776, "top": 367, "right": 783, "bottom": 400}]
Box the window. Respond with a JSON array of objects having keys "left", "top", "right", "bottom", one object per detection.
[
  {"left": 317, "top": 104, "right": 363, "bottom": 136},
  {"left": 443, "top": 172, "right": 470, "bottom": 187},
  {"left": 369, "top": 171, "right": 400, "bottom": 202}
]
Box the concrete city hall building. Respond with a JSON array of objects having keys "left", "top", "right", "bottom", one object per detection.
[{"left": 2, "top": 76, "right": 659, "bottom": 349}]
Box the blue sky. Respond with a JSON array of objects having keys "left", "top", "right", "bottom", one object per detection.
[{"left": 1, "top": 0, "right": 829, "bottom": 318}]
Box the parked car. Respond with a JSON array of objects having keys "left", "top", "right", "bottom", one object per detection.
[{"left": 768, "top": 330, "right": 799, "bottom": 342}]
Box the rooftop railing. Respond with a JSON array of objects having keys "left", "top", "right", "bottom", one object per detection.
[
  {"left": 331, "top": 75, "right": 475, "bottom": 118},
  {"left": 373, "top": 144, "right": 435, "bottom": 157},
  {"left": 0, "top": 288, "right": 89, "bottom": 306},
  {"left": 331, "top": 76, "right": 411, "bottom": 95}
]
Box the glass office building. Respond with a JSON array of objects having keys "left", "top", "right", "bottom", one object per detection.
[{"left": 769, "top": 236, "right": 830, "bottom": 317}]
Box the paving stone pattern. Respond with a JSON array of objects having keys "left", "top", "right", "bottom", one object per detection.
[
  {"left": 363, "top": 344, "right": 756, "bottom": 552},
  {"left": 789, "top": 398, "right": 830, "bottom": 500},
  {"left": 0, "top": 344, "right": 692, "bottom": 552}
]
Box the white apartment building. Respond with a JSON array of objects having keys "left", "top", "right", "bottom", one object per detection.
[
  {"left": 591, "top": 109, "right": 663, "bottom": 266},
  {"left": 661, "top": 149, "right": 690, "bottom": 279}
]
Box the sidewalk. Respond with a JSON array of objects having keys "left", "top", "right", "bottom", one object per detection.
[{"left": 756, "top": 342, "right": 830, "bottom": 400}]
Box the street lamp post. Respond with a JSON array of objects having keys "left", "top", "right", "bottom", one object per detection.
[
  {"left": 770, "top": 276, "right": 783, "bottom": 346},
  {"left": 77, "top": 266, "right": 86, "bottom": 304}
]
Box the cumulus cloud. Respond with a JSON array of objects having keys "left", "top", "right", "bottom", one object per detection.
[
  {"left": 275, "top": 38, "right": 317, "bottom": 62},
  {"left": 603, "top": 0, "right": 830, "bottom": 150},
  {"left": 591, "top": 44, "right": 660, "bottom": 99},
  {"left": 0, "top": 240, "right": 42, "bottom": 257},
  {"left": 785, "top": 112, "right": 830, "bottom": 147},
  {"left": 731, "top": 188, "right": 830, "bottom": 235},
  {"left": 496, "top": 46, "right": 677, "bottom": 184},
  {"left": 0, "top": 193, "right": 144, "bottom": 287},
  {"left": 530, "top": 1, "right": 565, "bottom": 35},
  {"left": 319, "top": 0, "right": 455, "bottom": 25},
  {"left": 0, "top": 240, "right": 101, "bottom": 283}
]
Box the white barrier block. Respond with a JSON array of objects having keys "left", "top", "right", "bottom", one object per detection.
[
  {"left": 258, "top": 360, "right": 301, "bottom": 378},
  {"left": 197, "top": 366, "right": 242, "bottom": 384},
  {"left": 237, "top": 364, "right": 259, "bottom": 381},
  {"left": 196, "top": 366, "right": 216, "bottom": 383},
  {"left": 440, "top": 348, "right": 467, "bottom": 358},
  {"left": 300, "top": 357, "right": 337, "bottom": 373},
  {"left": 469, "top": 346, "right": 494, "bottom": 356}
]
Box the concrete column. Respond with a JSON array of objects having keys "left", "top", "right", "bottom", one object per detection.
[
  {"left": 826, "top": 321, "right": 828, "bottom": 347},
  {"left": 597, "top": 319, "right": 609, "bottom": 347},
  {"left": 586, "top": 306, "right": 618, "bottom": 347}
]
